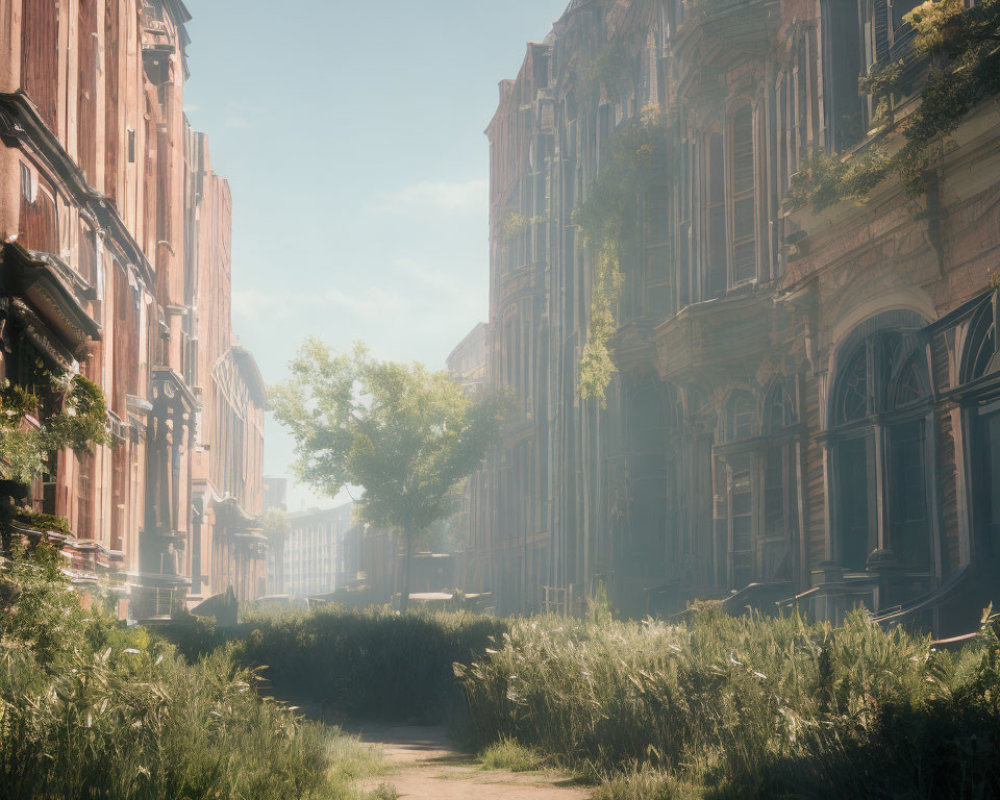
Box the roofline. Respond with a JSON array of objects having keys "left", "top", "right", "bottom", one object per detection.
[{"left": 228, "top": 344, "right": 269, "bottom": 408}]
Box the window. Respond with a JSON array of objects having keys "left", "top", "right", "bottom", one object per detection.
[
  {"left": 20, "top": 162, "right": 33, "bottom": 201},
  {"left": 728, "top": 391, "right": 755, "bottom": 441},
  {"left": 961, "top": 296, "right": 1000, "bottom": 570},
  {"left": 717, "top": 390, "right": 757, "bottom": 589},
  {"left": 19, "top": 179, "right": 59, "bottom": 254},
  {"left": 21, "top": 0, "right": 59, "bottom": 129},
  {"left": 625, "top": 383, "right": 670, "bottom": 576},
  {"left": 822, "top": 0, "right": 865, "bottom": 149},
  {"left": 730, "top": 106, "right": 756, "bottom": 285},
  {"left": 705, "top": 132, "right": 726, "bottom": 299},
  {"left": 127, "top": 128, "right": 137, "bottom": 164},
  {"left": 762, "top": 378, "right": 800, "bottom": 581},
  {"left": 79, "top": 222, "right": 97, "bottom": 285},
  {"left": 831, "top": 318, "right": 932, "bottom": 571},
  {"left": 866, "top": 0, "right": 921, "bottom": 67},
  {"left": 76, "top": 450, "right": 95, "bottom": 541},
  {"left": 964, "top": 298, "right": 999, "bottom": 382}
]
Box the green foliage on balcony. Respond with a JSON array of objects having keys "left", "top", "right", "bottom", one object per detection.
[
  {"left": 0, "top": 372, "right": 111, "bottom": 489},
  {"left": 791, "top": 0, "right": 1000, "bottom": 211}
]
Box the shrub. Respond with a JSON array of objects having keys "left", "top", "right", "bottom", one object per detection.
[
  {"left": 0, "top": 547, "right": 381, "bottom": 800},
  {"left": 161, "top": 604, "right": 509, "bottom": 724}
]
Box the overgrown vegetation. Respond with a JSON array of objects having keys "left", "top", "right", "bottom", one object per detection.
[
  {"left": 0, "top": 370, "right": 111, "bottom": 554},
  {"left": 163, "top": 604, "right": 509, "bottom": 725},
  {"left": 157, "top": 597, "right": 1000, "bottom": 798},
  {"left": 0, "top": 545, "right": 384, "bottom": 800},
  {"left": 791, "top": 0, "right": 1000, "bottom": 210},
  {"left": 457, "top": 604, "right": 1000, "bottom": 799},
  {"left": 574, "top": 108, "right": 670, "bottom": 404},
  {"left": 0, "top": 372, "right": 111, "bottom": 489}
]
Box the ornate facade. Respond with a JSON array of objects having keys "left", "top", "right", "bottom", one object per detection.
[
  {"left": 479, "top": 0, "right": 1000, "bottom": 635},
  {"left": 0, "top": 0, "right": 266, "bottom": 618}
]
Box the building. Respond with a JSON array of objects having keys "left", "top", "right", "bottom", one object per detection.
[
  {"left": 263, "top": 476, "right": 288, "bottom": 513},
  {"left": 0, "top": 0, "right": 266, "bottom": 618},
  {"left": 278, "top": 505, "right": 355, "bottom": 598},
  {"left": 478, "top": 0, "right": 1000, "bottom": 635},
  {"left": 446, "top": 323, "right": 491, "bottom": 592}
]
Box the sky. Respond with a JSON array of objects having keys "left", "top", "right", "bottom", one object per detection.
[{"left": 182, "top": 0, "right": 570, "bottom": 512}]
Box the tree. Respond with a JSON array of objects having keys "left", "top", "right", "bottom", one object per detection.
[{"left": 271, "top": 341, "right": 502, "bottom": 611}]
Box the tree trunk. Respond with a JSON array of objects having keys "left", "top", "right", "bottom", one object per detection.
[{"left": 400, "top": 530, "right": 414, "bottom": 613}]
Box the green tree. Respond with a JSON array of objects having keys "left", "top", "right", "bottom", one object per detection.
[{"left": 271, "top": 341, "right": 502, "bottom": 611}]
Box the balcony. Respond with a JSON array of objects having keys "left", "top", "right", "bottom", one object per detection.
[
  {"left": 673, "top": 0, "right": 781, "bottom": 99},
  {"left": 651, "top": 287, "right": 777, "bottom": 382}
]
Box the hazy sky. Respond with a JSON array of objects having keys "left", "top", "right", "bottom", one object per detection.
[{"left": 182, "top": 1, "right": 569, "bottom": 511}]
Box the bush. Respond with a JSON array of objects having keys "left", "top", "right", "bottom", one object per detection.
[
  {"left": 0, "top": 546, "right": 381, "bottom": 800},
  {"left": 161, "top": 604, "right": 509, "bottom": 724}
]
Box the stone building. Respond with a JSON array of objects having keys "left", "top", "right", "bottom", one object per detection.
[
  {"left": 278, "top": 505, "right": 354, "bottom": 599},
  {"left": 480, "top": 0, "right": 1000, "bottom": 634},
  {"left": 446, "top": 322, "right": 491, "bottom": 592},
  {"left": 0, "top": 0, "right": 266, "bottom": 618}
]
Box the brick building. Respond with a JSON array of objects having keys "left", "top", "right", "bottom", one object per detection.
[
  {"left": 0, "top": 0, "right": 266, "bottom": 618},
  {"left": 479, "top": 0, "right": 1000, "bottom": 635}
]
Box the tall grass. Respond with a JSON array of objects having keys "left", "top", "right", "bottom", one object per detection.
[
  {"left": 0, "top": 546, "right": 383, "bottom": 800},
  {"left": 457, "top": 603, "right": 1000, "bottom": 798},
  {"left": 164, "top": 604, "right": 508, "bottom": 723},
  {"left": 163, "top": 597, "right": 1000, "bottom": 798}
]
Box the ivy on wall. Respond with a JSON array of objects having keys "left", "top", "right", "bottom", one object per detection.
[
  {"left": 790, "top": 0, "right": 1000, "bottom": 211},
  {"left": 575, "top": 109, "right": 670, "bottom": 405}
]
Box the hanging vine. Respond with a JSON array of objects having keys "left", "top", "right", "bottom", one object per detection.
[
  {"left": 790, "top": 0, "right": 1000, "bottom": 211},
  {"left": 575, "top": 108, "right": 670, "bottom": 405}
]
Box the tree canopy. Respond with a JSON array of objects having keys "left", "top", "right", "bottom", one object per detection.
[{"left": 271, "top": 339, "right": 501, "bottom": 545}]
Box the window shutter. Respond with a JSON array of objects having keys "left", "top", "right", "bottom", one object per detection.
[{"left": 873, "top": 0, "right": 891, "bottom": 64}]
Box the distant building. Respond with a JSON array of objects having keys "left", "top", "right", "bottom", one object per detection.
[
  {"left": 446, "top": 323, "right": 490, "bottom": 593},
  {"left": 280, "top": 505, "right": 355, "bottom": 598},
  {"left": 447, "top": 323, "right": 488, "bottom": 394},
  {"left": 263, "top": 477, "right": 288, "bottom": 512},
  {"left": 0, "top": 0, "right": 266, "bottom": 619}
]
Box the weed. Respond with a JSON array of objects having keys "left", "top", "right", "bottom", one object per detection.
[{"left": 479, "top": 736, "right": 546, "bottom": 772}]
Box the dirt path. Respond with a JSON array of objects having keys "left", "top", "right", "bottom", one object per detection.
[{"left": 355, "top": 724, "right": 593, "bottom": 800}]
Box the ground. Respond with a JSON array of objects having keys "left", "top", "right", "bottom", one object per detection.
[{"left": 356, "top": 724, "right": 593, "bottom": 800}]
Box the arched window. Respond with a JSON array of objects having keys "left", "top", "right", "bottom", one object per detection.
[
  {"left": 831, "top": 317, "right": 932, "bottom": 571},
  {"left": 764, "top": 377, "right": 797, "bottom": 435},
  {"left": 836, "top": 347, "right": 870, "bottom": 424},
  {"left": 961, "top": 295, "right": 1000, "bottom": 568},
  {"left": 964, "top": 299, "right": 998, "bottom": 383}
]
